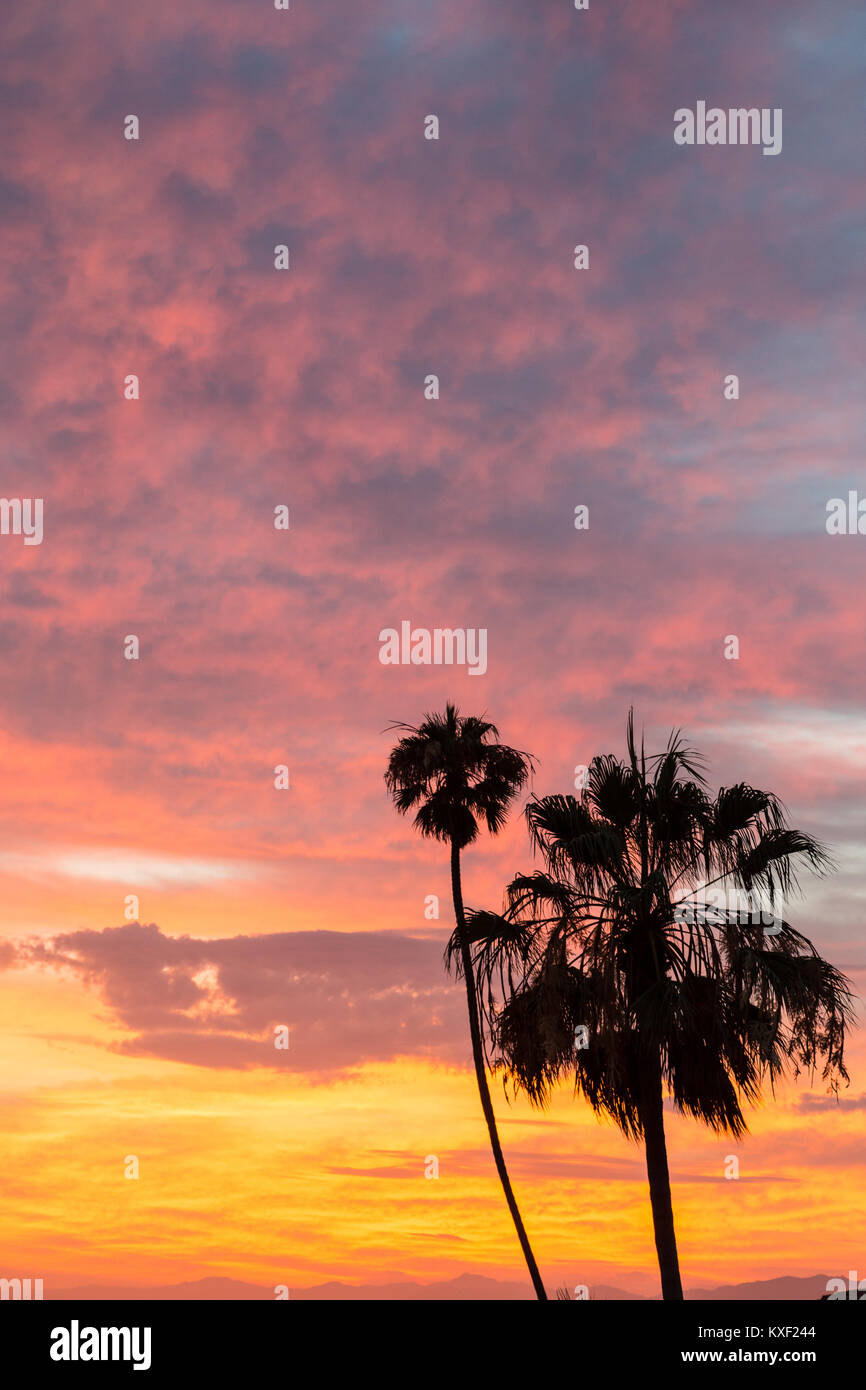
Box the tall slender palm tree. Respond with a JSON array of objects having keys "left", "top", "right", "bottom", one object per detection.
[
  {"left": 384, "top": 703, "right": 548, "bottom": 1299},
  {"left": 464, "top": 711, "right": 854, "bottom": 1300}
]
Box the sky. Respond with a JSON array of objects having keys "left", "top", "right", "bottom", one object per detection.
[{"left": 0, "top": 0, "right": 865, "bottom": 1297}]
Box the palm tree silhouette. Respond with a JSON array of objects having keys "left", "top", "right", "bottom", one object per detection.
[
  {"left": 385, "top": 703, "right": 547, "bottom": 1299},
  {"left": 464, "top": 711, "right": 853, "bottom": 1300}
]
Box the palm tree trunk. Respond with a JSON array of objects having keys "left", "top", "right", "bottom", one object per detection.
[
  {"left": 450, "top": 839, "right": 548, "bottom": 1300},
  {"left": 641, "top": 1050, "right": 684, "bottom": 1300}
]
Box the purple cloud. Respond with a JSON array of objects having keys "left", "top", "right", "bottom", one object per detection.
[{"left": 8, "top": 922, "right": 466, "bottom": 1074}]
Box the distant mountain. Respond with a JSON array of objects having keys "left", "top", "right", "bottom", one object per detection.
[
  {"left": 49, "top": 1277, "right": 272, "bottom": 1302},
  {"left": 45, "top": 1272, "right": 838, "bottom": 1301},
  {"left": 292, "top": 1274, "right": 539, "bottom": 1301},
  {"left": 47, "top": 1274, "right": 540, "bottom": 1302},
  {"left": 684, "top": 1275, "right": 833, "bottom": 1301}
]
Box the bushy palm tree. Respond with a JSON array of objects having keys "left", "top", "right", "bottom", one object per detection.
[
  {"left": 385, "top": 704, "right": 547, "bottom": 1299},
  {"left": 463, "top": 711, "right": 853, "bottom": 1300}
]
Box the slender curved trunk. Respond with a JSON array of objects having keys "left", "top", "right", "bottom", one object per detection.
[
  {"left": 641, "top": 1049, "right": 684, "bottom": 1300},
  {"left": 450, "top": 839, "right": 548, "bottom": 1301}
]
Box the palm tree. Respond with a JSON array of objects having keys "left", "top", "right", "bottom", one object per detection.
[
  {"left": 464, "top": 711, "right": 854, "bottom": 1300},
  {"left": 384, "top": 703, "right": 548, "bottom": 1299}
]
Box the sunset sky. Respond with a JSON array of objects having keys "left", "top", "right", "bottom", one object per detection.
[{"left": 1, "top": 0, "right": 864, "bottom": 1297}]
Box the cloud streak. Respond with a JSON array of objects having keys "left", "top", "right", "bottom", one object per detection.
[{"left": 6, "top": 922, "right": 466, "bottom": 1073}]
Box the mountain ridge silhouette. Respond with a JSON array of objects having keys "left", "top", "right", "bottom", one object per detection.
[{"left": 42, "top": 1272, "right": 837, "bottom": 1301}]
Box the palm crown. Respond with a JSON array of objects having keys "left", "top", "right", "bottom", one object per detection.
[
  {"left": 385, "top": 703, "right": 533, "bottom": 850},
  {"left": 468, "top": 712, "right": 853, "bottom": 1140}
]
